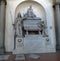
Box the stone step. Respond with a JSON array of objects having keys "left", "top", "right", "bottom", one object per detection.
[
  {"left": 0, "top": 55, "right": 10, "bottom": 60},
  {"left": 15, "top": 54, "right": 25, "bottom": 60}
]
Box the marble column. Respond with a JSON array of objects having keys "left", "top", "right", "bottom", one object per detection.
[
  {"left": 0, "top": 1, "right": 5, "bottom": 54},
  {"left": 55, "top": 4, "right": 60, "bottom": 49}
]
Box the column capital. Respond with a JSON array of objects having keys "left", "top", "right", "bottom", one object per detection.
[
  {"left": 0, "top": 0, "right": 7, "bottom": 5},
  {"left": 54, "top": 2, "right": 60, "bottom": 6},
  {"left": 53, "top": 2, "right": 60, "bottom": 8}
]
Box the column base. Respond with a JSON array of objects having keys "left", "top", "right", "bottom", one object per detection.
[{"left": 0, "top": 48, "right": 4, "bottom": 54}]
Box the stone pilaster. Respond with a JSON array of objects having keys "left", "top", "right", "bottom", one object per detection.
[
  {"left": 54, "top": 3, "right": 60, "bottom": 49},
  {"left": 0, "top": 1, "right": 6, "bottom": 54}
]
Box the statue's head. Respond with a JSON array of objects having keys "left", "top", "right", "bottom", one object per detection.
[
  {"left": 17, "top": 13, "right": 22, "bottom": 18},
  {"left": 28, "top": 5, "right": 33, "bottom": 13}
]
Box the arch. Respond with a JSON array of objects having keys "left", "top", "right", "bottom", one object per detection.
[
  {"left": 15, "top": 0, "right": 46, "bottom": 14},
  {"left": 15, "top": 0, "right": 46, "bottom": 22}
]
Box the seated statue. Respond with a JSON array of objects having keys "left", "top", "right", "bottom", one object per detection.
[{"left": 23, "top": 6, "right": 36, "bottom": 18}]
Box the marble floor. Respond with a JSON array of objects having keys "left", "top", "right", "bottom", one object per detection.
[{"left": 0, "top": 51, "right": 60, "bottom": 61}]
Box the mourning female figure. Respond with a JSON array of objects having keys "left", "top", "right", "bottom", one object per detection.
[{"left": 13, "top": 13, "right": 23, "bottom": 37}]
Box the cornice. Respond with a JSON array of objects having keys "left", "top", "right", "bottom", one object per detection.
[{"left": 0, "top": 0, "right": 7, "bottom": 5}]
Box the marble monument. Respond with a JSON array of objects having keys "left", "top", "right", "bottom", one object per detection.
[
  {"left": 5, "top": 0, "right": 56, "bottom": 54},
  {"left": 13, "top": 6, "right": 55, "bottom": 54}
]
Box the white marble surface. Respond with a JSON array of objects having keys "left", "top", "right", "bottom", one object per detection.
[
  {"left": 24, "top": 35, "right": 45, "bottom": 53},
  {"left": 13, "top": 35, "right": 56, "bottom": 54}
]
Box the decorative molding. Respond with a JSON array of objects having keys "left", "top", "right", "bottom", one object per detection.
[
  {"left": 0, "top": 0, "right": 7, "bottom": 5},
  {"left": 54, "top": 2, "right": 60, "bottom": 6}
]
